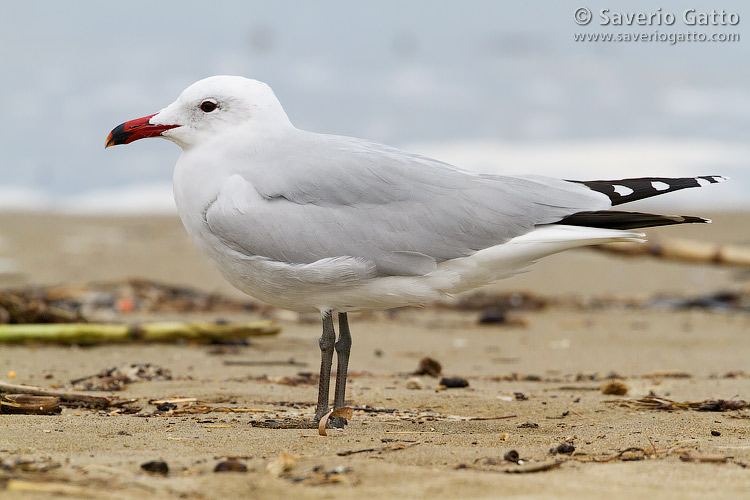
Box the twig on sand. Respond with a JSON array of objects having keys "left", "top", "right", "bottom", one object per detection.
[
  {"left": 465, "top": 459, "right": 565, "bottom": 474},
  {"left": 337, "top": 441, "right": 421, "bottom": 456},
  {"left": 350, "top": 405, "right": 397, "bottom": 414},
  {"left": 604, "top": 396, "right": 749, "bottom": 412},
  {"left": 679, "top": 454, "right": 729, "bottom": 463},
  {"left": 469, "top": 414, "right": 517, "bottom": 421},
  {"left": 0, "top": 320, "right": 280, "bottom": 345},
  {"left": 4, "top": 480, "right": 111, "bottom": 498},
  {"left": 223, "top": 358, "right": 307, "bottom": 367},
  {"left": 503, "top": 460, "right": 564, "bottom": 473},
  {"left": 573, "top": 445, "right": 725, "bottom": 464}
]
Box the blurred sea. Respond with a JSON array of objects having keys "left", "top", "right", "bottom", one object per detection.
[{"left": 1, "top": 0, "right": 748, "bottom": 213}]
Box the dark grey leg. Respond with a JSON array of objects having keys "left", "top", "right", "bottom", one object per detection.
[
  {"left": 333, "top": 312, "right": 352, "bottom": 410},
  {"left": 314, "top": 312, "right": 336, "bottom": 421},
  {"left": 330, "top": 312, "right": 352, "bottom": 428}
]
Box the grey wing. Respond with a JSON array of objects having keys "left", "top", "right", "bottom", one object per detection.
[{"left": 205, "top": 132, "right": 611, "bottom": 276}]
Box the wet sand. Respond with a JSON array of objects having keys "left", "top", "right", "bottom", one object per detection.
[{"left": 0, "top": 212, "right": 748, "bottom": 499}]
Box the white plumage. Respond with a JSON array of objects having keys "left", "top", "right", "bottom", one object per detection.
[{"left": 145, "top": 76, "right": 642, "bottom": 313}]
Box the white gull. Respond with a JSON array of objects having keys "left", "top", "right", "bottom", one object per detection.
[{"left": 107, "top": 75, "right": 725, "bottom": 424}]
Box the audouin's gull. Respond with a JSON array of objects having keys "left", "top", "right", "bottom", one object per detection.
[{"left": 106, "top": 75, "right": 726, "bottom": 426}]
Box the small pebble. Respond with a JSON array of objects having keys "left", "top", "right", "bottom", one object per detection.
[
  {"left": 156, "top": 402, "right": 177, "bottom": 411},
  {"left": 550, "top": 443, "right": 575, "bottom": 455},
  {"left": 406, "top": 377, "right": 424, "bottom": 390},
  {"left": 711, "top": 430, "right": 721, "bottom": 436},
  {"left": 214, "top": 459, "right": 248, "bottom": 473},
  {"left": 439, "top": 377, "right": 469, "bottom": 388},
  {"left": 140, "top": 460, "right": 169, "bottom": 475},
  {"left": 414, "top": 357, "right": 442, "bottom": 377},
  {"left": 478, "top": 308, "right": 506, "bottom": 324},
  {"left": 601, "top": 380, "right": 629, "bottom": 396},
  {"left": 504, "top": 449, "right": 520, "bottom": 463}
]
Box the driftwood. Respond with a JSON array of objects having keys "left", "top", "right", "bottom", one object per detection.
[
  {"left": 594, "top": 238, "right": 750, "bottom": 267},
  {"left": 0, "top": 382, "right": 111, "bottom": 407},
  {"left": 0, "top": 394, "right": 61, "bottom": 414},
  {"left": 0, "top": 320, "right": 279, "bottom": 344}
]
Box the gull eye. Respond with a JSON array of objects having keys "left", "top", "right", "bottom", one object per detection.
[{"left": 200, "top": 100, "right": 217, "bottom": 113}]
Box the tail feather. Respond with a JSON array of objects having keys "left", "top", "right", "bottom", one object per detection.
[
  {"left": 568, "top": 176, "right": 727, "bottom": 206},
  {"left": 556, "top": 210, "right": 710, "bottom": 230}
]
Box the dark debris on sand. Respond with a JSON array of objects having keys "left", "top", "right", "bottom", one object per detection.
[
  {"left": 605, "top": 396, "right": 749, "bottom": 412},
  {"left": 3, "top": 280, "right": 747, "bottom": 326},
  {"left": 440, "top": 289, "right": 750, "bottom": 314},
  {"left": 140, "top": 460, "right": 169, "bottom": 475},
  {"left": 0, "top": 278, "right": 262, "bottom": 324},
  {"left": 413, "top": 357, "right": 442, "bottom": 377},
  {"left": 70, "top": 363, "right": 173, "bottom": 391}
]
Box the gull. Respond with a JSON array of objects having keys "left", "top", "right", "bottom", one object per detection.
[{"left": 106, "top": 75, "right": 725, "bottom": 425}]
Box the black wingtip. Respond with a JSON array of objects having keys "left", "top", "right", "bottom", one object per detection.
[{"left": 569, "top": 176, "right": 727, "bottom": 206}]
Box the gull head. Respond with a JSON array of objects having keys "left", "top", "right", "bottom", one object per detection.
[{"left": 106, "top": 75, "right": 291, "bottom": 150}]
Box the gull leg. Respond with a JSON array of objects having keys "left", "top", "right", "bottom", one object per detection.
[
  {"left": 330, "top": 312, "right": 352, "bottom": 427},
  {"left": 314, "top": 312, "right": 336, "bottom": 421}
]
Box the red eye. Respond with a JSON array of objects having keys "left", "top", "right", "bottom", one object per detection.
[{"left": 200, "top": 101, "right": 217, "bottom": 113}]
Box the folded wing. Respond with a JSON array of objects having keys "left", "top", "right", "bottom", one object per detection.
[{"left": 204, "top": 133, "right": 611, "bottom": 276}]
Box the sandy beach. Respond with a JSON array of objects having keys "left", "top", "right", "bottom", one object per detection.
[{"left": 0, "top": 212, "right": 748, "bottom": 499}]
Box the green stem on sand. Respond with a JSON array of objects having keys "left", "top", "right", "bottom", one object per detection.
[{"left": 0, "top": 320, "right": 280, "bottom": 344}]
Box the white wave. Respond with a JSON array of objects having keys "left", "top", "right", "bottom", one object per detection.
[
  {"left": 0, "top": 183, "right": 177, "bottom": 215},
  {"left": 0, "top": 186, "right": 54, "bottom": 211},
  {"left": 61, "top": 184, "right": 177, "bottom": 215}
]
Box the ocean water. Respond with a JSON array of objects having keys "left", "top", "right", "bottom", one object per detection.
[{"left": 1, "top": 0, "right": 748, "bottom": 212}]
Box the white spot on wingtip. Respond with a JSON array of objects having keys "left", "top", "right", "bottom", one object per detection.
[
  {"left": 699, "top": 175, "right": 727, "bottom": 186},
  {"left": 651, "top": 181, "right": 670, "bottom": 191},
  {"left": 612, "top": 185, "right": 634, "bottom": 196}
]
